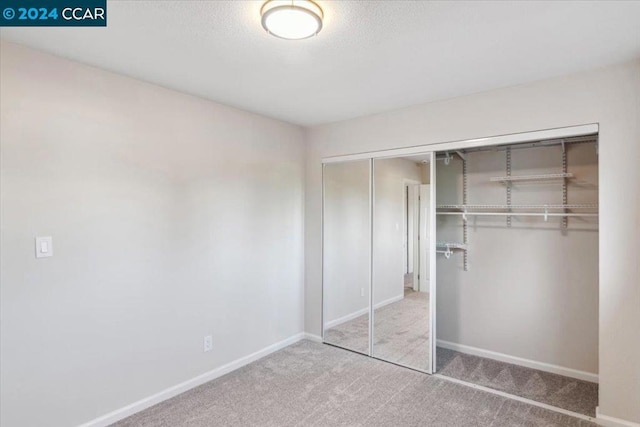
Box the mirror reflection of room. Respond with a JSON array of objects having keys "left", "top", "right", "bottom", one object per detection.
[
  {"left": 322, "top": 159, "right": 371, "bottom": 355},
  {"left": 373, "top": 155, "right": 432, "bottom": 372}
]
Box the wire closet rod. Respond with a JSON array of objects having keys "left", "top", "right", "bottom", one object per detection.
[
  {"left": 437, "top": 212, "right": 598, "bottom": 218},
  {"left": 437, "top": 204, "right": 598, "bottom": 210}
]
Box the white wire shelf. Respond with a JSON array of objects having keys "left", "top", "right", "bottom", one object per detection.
[
  {"left": 489, "top": 173, "right": 574, "bottom": 183},
  {"left": 436, "top": 204, "right": 598, "bottom": 220},
  {"left": 437, "top": 212, "right": 598, "bottom": 218},
  {"left": 437, "top": 204, "right": 598, "bottom": 210}
]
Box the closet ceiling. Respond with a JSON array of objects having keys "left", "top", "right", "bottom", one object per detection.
[{"left": 1, "top": 1, "right": 639, "bottom": 126}]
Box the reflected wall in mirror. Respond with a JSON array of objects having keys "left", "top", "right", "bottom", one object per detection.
[
  {"left": 323, "top": 159, "right": 371, "bottom": 355},
  {"left": 373, "top": 154, "right": 432, "bottom": 371}
]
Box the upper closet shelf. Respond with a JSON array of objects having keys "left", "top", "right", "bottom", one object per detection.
[{"left": 489, "top": 173, "right": 574, "bottom": 183}]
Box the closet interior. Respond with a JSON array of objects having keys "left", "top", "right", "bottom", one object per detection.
[{"left": 435, "top": 134, "right": 599, "bottom": 417}]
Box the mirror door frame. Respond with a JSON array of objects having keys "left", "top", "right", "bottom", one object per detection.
[{"left": 428, "top": 153, "right": 437, "bottom": 374}]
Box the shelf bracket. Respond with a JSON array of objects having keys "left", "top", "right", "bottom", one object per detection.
[
  {"left": 562, "top": 146, "right": 568, "bottom": 228},
  {"left": 462, "top": 158, "right": 469, "bottom": 271}
]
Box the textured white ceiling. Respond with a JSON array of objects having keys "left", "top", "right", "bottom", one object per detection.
[{"left": 2, "top": 1, "right": 640, "bottom": 126}]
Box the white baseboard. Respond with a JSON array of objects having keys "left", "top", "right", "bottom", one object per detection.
[
  {"left": 79, "top": 332, "right": 307, "bottom": 427},
  {"left": 325, "top": 294, "right": 405, "bottom": 329},
  {"left": 325, "top": 307, "right": 369, "bottom": 329},
  {"left": 596, "top": 407, "right": 640, "bottom": 427},
  {"left": 374, "top": 293, "right": 404, "bottom": 310},
  {"left": 302, "top": 332, "right": 323, "bottom": 342},
  {"left": 436, "top": 339, "right": 598, "bottom": 383}
]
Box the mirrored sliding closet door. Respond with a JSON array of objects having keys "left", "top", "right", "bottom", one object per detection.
[
  {"left": 372, "top": 154, "right": 435, "bottom": 372},
  {"left": 322, "top": 159, "right": 371, "bottom": 355},
  {"left": 322, "top": 153, "right": 436, "bottom": 372}
]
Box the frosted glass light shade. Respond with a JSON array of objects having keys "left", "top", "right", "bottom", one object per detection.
[{"left": 261, "top": 0, "right": 323, "bottom": 40}]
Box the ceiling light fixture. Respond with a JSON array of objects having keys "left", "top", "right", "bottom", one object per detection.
[{"left": 261, "top": 0, "right": 323, "bottom": 40}]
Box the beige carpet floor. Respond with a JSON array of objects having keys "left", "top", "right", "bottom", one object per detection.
[
  {"left": 324, "top": 288, "right": 597, "bottom": 417},
  {"left": 373, "top": 289, "right": 429, "bottom": 371},
  {"left": 437, "top": 348, "right": 598, "bottom": 417},
  {"left": 324, "top": 289, "right": 430, "bottom": 371},
  {"left": 323, "top": 311, "right": 370, "bottom": 355},
  {"left": 114, "top": 340, "right": 594, "bottom": 426}
]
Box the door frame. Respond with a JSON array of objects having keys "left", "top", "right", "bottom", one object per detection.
[
  {"left": 321, "top": 124, "right": 597, "bottom": 164},
  {"left": 402, "top": 179, "right": 422, "bottom": 291}
]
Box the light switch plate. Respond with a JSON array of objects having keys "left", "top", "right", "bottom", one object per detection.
[{"left": 35, "top": 236, "right": 53, "bottom": 258}]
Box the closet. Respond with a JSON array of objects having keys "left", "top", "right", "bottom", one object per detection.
[
  {"left": 435, "top": 134, "right": 599, "bottom": 418},
  {"left": 321, "top": 124, "right": 599, "bottom": 421}
]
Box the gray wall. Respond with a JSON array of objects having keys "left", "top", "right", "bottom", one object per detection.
[
  {"left": 305, "top": 60, "right": 640, "bottom": 424},
  {"left": 436, "top": 143, "right": 598, "bottom": 374},
  {"left": 0, "top": 42, "right": 305, "bottom": 427}
]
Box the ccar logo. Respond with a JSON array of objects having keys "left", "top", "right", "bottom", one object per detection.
[{"left": 61, "top": 7, "right": 105, "bottom": 21}]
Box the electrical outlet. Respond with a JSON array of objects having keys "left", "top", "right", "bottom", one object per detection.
[
  {"left": 361, "top": 288, "right": 364, "bottom": 297},
  {"left": 203, "top": 335, "right": 212, "bottom": 352}
]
